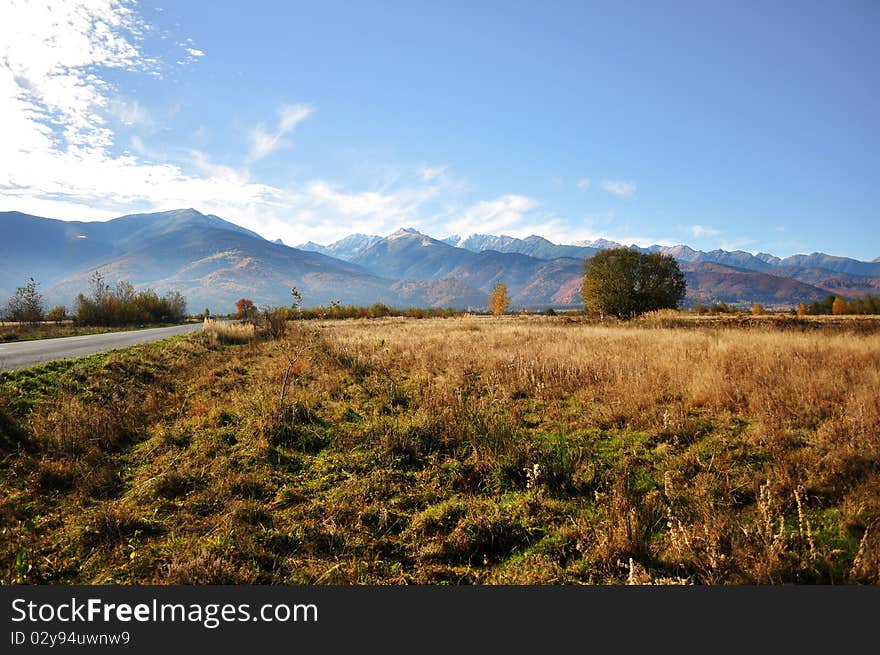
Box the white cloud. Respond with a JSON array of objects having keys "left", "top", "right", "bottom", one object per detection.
[
  {"left": 247, "top": 103, "right": 314, "bottom": 162},
  {"left": 0, "top": 0, "right": 149, "bottom": 155},
  {"left": 185, "top": 47, "right": 204, "bottom": 57},
  {"left": 130, "top": 135, "right": 146, "bottom": 154},
  {"left": 107, "top": 97, "right": 150, "bottom": 126},
  {"left": 600, "top": 179, "right": 637, "bottom": 198},
  {"left": 720, "top": 237, "right": 756, "bottom": 251},
  {"left": 305, "top": 180, "right": 437, "bottom": 222},
  {"left": 576, "top": 177, "right": 591, "bottom": 190},
  {"left": 419, "top": 165, "right": 447, "bottom": 182},
  {"left": 690, "top": 224, "right": 720, "bottom": 238},
  {"left": 444, "top": 195, "right": 539, "bottom": 236}
]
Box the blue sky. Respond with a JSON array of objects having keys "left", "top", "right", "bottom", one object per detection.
[{"left": 1, "top": 1, "right": 877, "bottom": 259}]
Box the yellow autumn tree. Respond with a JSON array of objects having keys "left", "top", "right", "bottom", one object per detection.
[
  {"left": 796, "top": 302, "right": 807, "bottom": 316},
  {"left": 489, "top": 282, "right": 511, "bottom": 316},
  {"left": 751, "top": 303, "right": 765, "bottom": 316},
  {"left": 831, "top": 297, "right": 847, "bottom": 315}
]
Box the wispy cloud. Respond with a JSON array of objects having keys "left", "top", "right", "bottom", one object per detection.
[
  {"left": 690, "top": 224, "right": 720, "bottom": 238},
  {"left": 419, "top": 165, "right": 447, "bottom": 182},
  {"left": 305, "top": 180, "right": 437, "bottom": 221},
  {"left": 0, "top": 0, "right": 151, "bottom": 153},
  {"left": 444, "top": 195, "right": 539, "bottom": 236},
  {"left": 577, "top": 177, "right": 591, "bottom": 190},
  {"left": 600, "top": 179, "right": 637, "bottom": 198},
  {"left": 720, "top": 237, "right": 756, "bottom": 251},
  {"left": 107, "top": 97, "right": 151, "bottom": 126},
  {"left": 247, "top": 104, "right": 314, "bottom": 163}
]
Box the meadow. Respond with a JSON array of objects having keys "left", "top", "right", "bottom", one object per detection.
[{"left": 1, "top": 314, "right": 878, "bottom": 584}]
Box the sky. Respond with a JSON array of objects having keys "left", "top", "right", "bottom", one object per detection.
[{"left": 0, "top": 1, "right": 877, "bottom": 259}]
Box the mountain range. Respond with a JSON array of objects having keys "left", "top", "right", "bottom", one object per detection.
[{"left": 1, "top": 208, "right": 877, "bottom": 313}]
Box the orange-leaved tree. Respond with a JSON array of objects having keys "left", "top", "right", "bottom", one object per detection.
[
  {"left": 235, "top": 298, "right": 257, "bottom": 320},
  {"left": 489, "top": 282, "right": 511, "bottom": 316},
  {"left": 831, "top": 297, "right": 848, "bottom": 315}
]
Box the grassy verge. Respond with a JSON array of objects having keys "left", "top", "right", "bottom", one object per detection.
[{"left": 1, "top": 316, "right": 878, "bottom": 584}]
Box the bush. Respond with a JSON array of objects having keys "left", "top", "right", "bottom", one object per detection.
[
  {"left": 46, "top": 306, "right": 68, "bottom": 323},
  {"left": 203, "top": 319, "right": 255, "bottom": 345},
  {"left": 74, "top": 273, "right": 186, "bottom": 326}
]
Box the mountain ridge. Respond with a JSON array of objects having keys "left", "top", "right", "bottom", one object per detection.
[
  {"left": 303, "top": 229, "right": 878, "bottom": 275},
  {"left": 2, "top": 209, "right": 877, "bottom": 312}
]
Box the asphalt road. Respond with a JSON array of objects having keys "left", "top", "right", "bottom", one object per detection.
[{"left": 0, "top": 323, "right": 204, "bottom": 371}]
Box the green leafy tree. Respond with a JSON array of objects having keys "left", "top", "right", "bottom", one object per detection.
[{"left": 581, "top": 248, "right": 686, "bottom": 319}]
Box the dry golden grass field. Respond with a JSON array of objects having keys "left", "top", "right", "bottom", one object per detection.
[{"left": 1, "top": 314, "right": 878, "bottom": 584}]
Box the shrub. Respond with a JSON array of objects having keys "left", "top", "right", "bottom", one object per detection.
[
  {"left": 46, "top": 306, "right": 67, "bottom": 323},
  {"left": 74, "top": 274, "right": 186, "bottom": 326},
  {"left": 203, "top": 318, "right": 255, "bottom": 345}
]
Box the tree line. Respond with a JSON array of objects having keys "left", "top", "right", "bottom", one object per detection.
[
  {"left": 796, "top": 294, "right": 880, "bottom": 316},
  {"left": 493, "top": 248, "right": 880, "bottom": 318},
  {"left": 3, "top": 271, "right": 187, "bottom": 326},
  {"left": 232, "top": 297, "right": 465, "bottom": 321}
]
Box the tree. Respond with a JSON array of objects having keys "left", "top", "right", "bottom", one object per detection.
[
  {"left": 47, "top": 306, "right": 68, "bottom": 323},
  {"left": 581, "top": 248, "right": 686, "bottom": 319},
  {"left": 489, "top": 282, "right": 511, "bottom": 316},
  {"left": 796, "top": 302, "right": 807, "bottom": 317},
  {"left": 831, "top": 296, "right": 847, "bottom": 315},
  {"left": 235, "top": 298, "right": 257, "bottom": 320},
  {"left": 88, "top": 269, "right": 110, "bottom": 304},
  {"left": 751, "top": 303, "right": 765, "bottom": 316},
  {"left": 6, "top": 277, "right": 45, "bottom": 324}
]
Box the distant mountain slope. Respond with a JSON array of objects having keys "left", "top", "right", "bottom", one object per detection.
[
  {"left": 444, "top": 233, "right": 599, "bottom": 260},
  {"left": 0, "top": 208, "right": 266, "bottom": 290},
  {"left": 776, "top": 253, "right": 880, "bottom": 277},
  {"left": 1, "top": 211, "right": 495, "bottom": 312},
  {"left": 2, "top": 208, "right": 877, "bottom": 313},
  {"left": 297, "top": 234, "right": 382, "bottom": 261},
  {"left": 0, "top": 211, "right": 117, "bottom": 290},
  {"left": 774, "top": 267, "right": 880, "bottom": 297},
  {"left": 660, "top": 245, "right": 773, "bottom": 272},
  {"left": 390, "top": 278, "right": 487, "bottom": 309},
  {"left": 681, "top": 263, "right": 830, "bottom": 304},
  {"left": 349, "top": 229, "right": 584, "bottom": 305},
  {"left": 351, "top": 229, "right": 474, "bottom": 279},
  {"left": 46, "top": 223, "right": 399, "bottom": 312}
]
